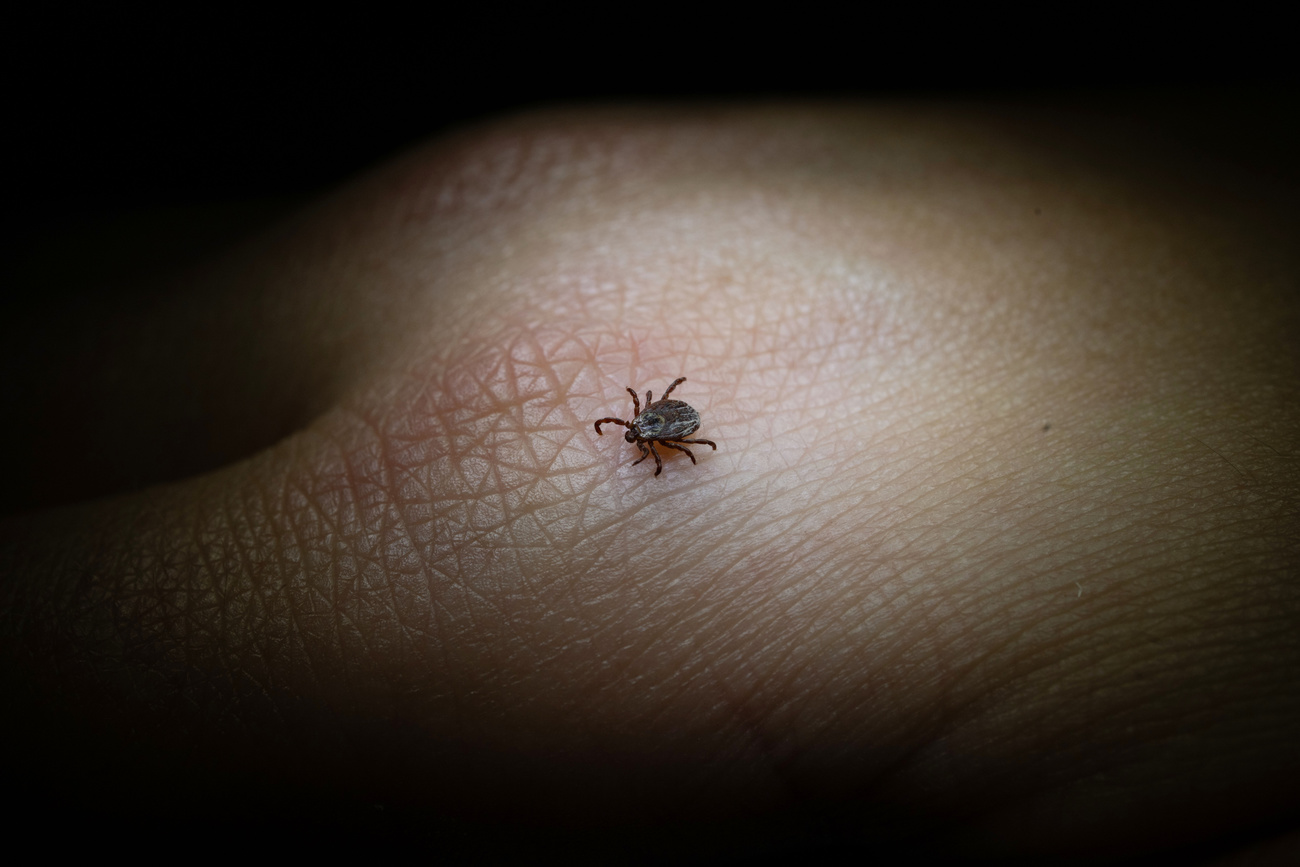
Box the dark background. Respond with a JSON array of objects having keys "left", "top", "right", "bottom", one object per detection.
[{"left": 3, "top": 15, "right": 1296, "bottom": 305}]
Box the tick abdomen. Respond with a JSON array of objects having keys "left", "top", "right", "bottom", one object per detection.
[{"left": 635, "top": 400, "right": 700, "bottom": 440}]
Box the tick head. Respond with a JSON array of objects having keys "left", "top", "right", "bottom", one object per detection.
[
  {"left": 632, "top": 412, "right": 664, "bottom": 439},
  {"left": 624, "top": 430, "right": 637, "bottom": 443}
]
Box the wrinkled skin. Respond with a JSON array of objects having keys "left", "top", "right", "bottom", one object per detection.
[{"left": 2, "top": 103, "right": 1298, "bottom": 860}]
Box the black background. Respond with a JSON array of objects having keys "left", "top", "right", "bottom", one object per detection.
[{"left": 3, "top": 14, "right": 1295, "bottom": 303}]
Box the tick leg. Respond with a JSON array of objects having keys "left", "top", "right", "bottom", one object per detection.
[
  {"left": 625, "top": 387, "right": 641, "bottom": 417},
  {"left": 631, "top": 442, "right": 651, "bottom": 466},
  {"left": 660, "top": 376, "right": 687, "bottom": 401},
  {"left": 594, "top": 417, "right": 629, "bottom": 435},
  {"left": 661, "top": 441, "right": 696, "bottom": 464},
  {"left": 649, "top": 441, "right": 663, "bottom": 476},
  {"left": 676, "top": 437, "right": 717, "bottom": 450}
]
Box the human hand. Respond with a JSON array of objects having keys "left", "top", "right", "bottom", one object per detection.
[{"left": 3, "top": 102, "right": 1297, "bottom": 860}]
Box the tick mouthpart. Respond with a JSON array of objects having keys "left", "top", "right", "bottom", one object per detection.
[{"left": 624, "top": 430, "right": 637, "bottom": 443}]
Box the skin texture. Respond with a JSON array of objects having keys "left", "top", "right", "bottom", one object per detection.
[{"left": 2, "top": 101, "right": 1298, "bottom": 860}]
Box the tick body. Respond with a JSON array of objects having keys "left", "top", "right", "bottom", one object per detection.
[{"left": 594, "top": 376, "right": 717, "bottom": 477}]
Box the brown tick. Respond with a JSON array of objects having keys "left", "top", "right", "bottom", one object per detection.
[{"left": 594, "top": 376, "right": 717, "bottom": 477}]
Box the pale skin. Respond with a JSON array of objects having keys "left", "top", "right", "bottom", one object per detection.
[{"left": 1, "top": 102, "right": 1297, "bottom": 860}]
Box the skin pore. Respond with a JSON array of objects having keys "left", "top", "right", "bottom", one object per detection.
[{"left": 1, "top": 102, "right": 1297, "bottom": 859}]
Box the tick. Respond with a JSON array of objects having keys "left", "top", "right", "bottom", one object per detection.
[{"left": 594, "top": 376, "right": 717, "bottom": 477}]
